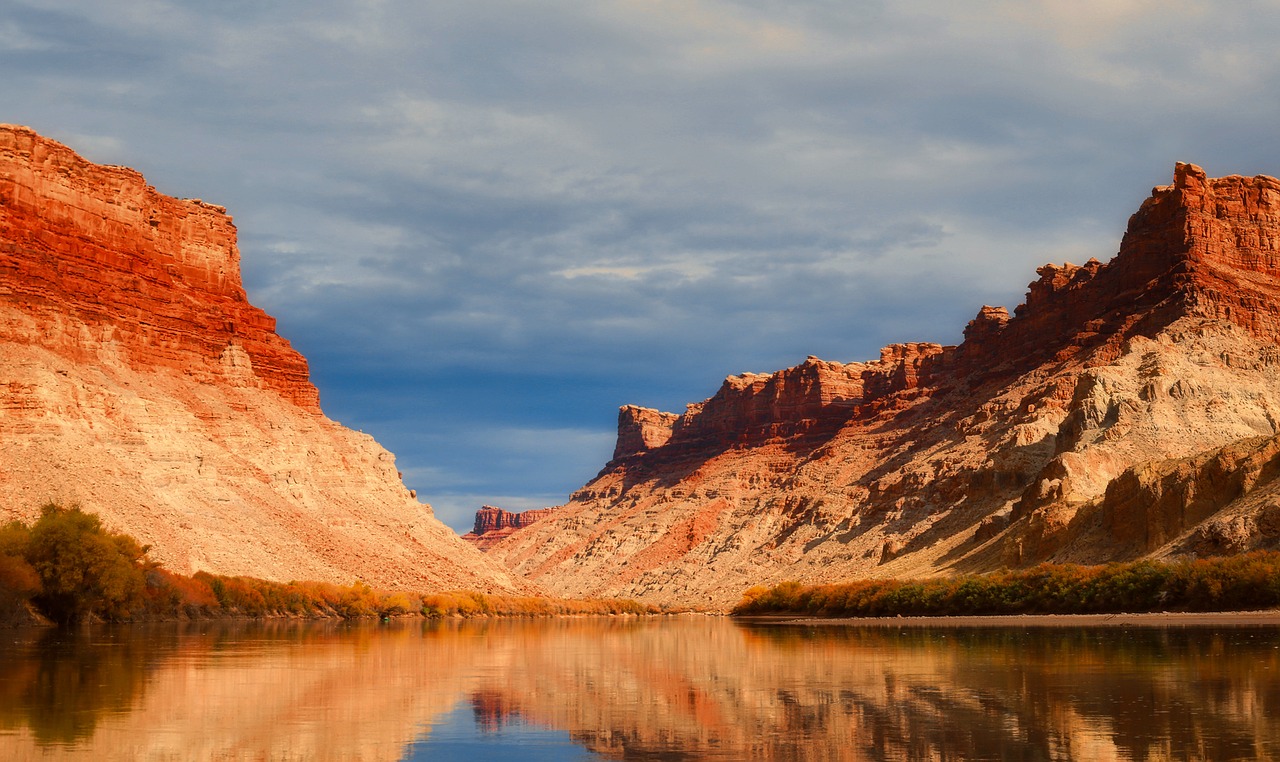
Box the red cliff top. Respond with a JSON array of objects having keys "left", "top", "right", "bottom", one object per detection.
[{"left": 0, "top": 124, "right": 319, "bottom": 410}]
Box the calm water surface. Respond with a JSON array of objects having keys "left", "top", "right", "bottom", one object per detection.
[{"left": 1, "top": 616, "right": 1279, "bottom": 760}]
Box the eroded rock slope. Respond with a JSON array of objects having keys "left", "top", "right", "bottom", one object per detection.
[
  {"left": 486, "top": 162, "right": 1280, "bottom": 607},
  {"left": 0, "top": 125, "right": 528, "bottom": 593}
]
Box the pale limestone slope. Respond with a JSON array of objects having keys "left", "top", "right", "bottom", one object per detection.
[{"left": 0, "top": 337, "right": 528, "bottom": 591}]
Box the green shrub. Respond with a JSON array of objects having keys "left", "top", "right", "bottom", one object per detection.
[
  {"left": 0, "top": 521, "right": 39, "bottom": 614},
  {"left": 24, "top": 504, "right": 150, "bottom": 623}
]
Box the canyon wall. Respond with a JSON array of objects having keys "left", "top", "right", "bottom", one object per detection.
[
  {"left": 486, "top": 163, "right": 1280, "bottom": 607},
  {"left": 0, "top": 125, "right": 528, "bottom": 593}
]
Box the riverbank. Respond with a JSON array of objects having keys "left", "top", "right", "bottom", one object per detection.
[
  {"left": 732, "top": 552, "right": 1280, "bottom": 619},
  {"left": 1, "top": 503, "right": 659, "bottom": 626},
  {"left": 744, "top": 609, "right": 1280, "bottom": 627},
  {"left": 2, "top": 597, "right": 670, "bottom": 629}
]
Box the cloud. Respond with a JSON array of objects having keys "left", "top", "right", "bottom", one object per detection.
[
  {"left": 0, "top": 19, "right": 52, "bottom": 51},
  {"left": 376, "top": 423, "right": 618, "bottom": 532},
  {"left": 5, "top": 0, "right": 1280, "bottom": 533}
]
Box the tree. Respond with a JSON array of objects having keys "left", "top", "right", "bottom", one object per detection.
[
  {"left": 0, "top": 520, "right": 39, "bottom": 615},
  {"left": 24, "top": 504, "right": 150, "bottom": 623}
]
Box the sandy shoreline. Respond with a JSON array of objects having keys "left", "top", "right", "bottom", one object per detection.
[{"left": 739, "top": 610, "right": 1280, "bottom": 628}]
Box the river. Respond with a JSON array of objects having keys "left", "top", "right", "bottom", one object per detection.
[{"left": 1, "top": 616, "right": 1278, "bottom": 760}]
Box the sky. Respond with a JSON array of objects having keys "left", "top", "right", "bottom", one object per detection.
[{"left": 4, "top": 1, "right": 1280, "bottom": 532}]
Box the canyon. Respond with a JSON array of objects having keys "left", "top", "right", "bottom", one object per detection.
[
  {"left": 8, "top": 121, "right": 1280, "bottom": 611},
  {"left": 480, "top": 162, "right": 1280, "bottom": 607},
  {"left": 0, "top": 125, "right": 529, "bottom": 594}
]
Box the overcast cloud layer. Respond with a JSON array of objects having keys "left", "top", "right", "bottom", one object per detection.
[{"left": 5, "top": 1, "right": 1280, "bottom": 531}]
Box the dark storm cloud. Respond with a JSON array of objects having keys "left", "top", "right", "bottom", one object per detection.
[{"left": 5, "top": 0, "right": 1280, "bottom": 529}]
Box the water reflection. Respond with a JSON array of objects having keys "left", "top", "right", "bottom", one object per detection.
[
  {"left": 0, "top": 618, "right": 1277, "bottom": 760},
  {"left": 738, "top": 626, "right": 1280, "bottom": 761},
  {"left": 0, "top": 627, "right": 174, "bottom": 746}
]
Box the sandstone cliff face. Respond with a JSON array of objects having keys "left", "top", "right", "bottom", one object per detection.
[
  {"left": 0, "top": 125, "right": 528, "bottom": 593},
  {"left": 461, "top": 505, "right": 559, "bottom": 551},
  {"left": 486, "top": 163, "right": 1280, "bottom": 607},
  {"left": 0, "top": 126, "right": 317, "bottom": 410}
]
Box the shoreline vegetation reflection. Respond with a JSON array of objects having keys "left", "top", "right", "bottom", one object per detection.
[{"left": 0, "top": 618, "right": 1278, "bottom": 760}]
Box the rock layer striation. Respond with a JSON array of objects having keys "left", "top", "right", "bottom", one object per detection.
[
  {"left": 0, "top": 125, "right": 528, "bottom": 593},
  {"left": 486, "top": 163, "right": 1280, "bottom": 607},
  {"left": 462, "top": 505, "right": 559, "bottom": 551}
]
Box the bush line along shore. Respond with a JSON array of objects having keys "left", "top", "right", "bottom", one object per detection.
[
  {"left": 0, "top": 504, "right": 654, "bottom": 625},
  {"left": 732, "top": 553, "right": 1280, "bottom": 618},
  {"left": 9, "top": 503, "right": 1280, "bottom": 625}
]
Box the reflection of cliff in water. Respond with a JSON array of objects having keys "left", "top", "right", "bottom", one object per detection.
[
  {"left": 456, "top": 620, "right": 1280, "bottom": 760},
  {"left": 727, "top": 626, "right": 1280, "bottom": 761},
  {"left": 0, "top": 618, "right": 1278, "bottom": 760}
]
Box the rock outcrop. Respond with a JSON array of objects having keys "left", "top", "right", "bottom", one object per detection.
[
  {"left": 0, "top": 127, "right": 317, "bottom": 410},
  {"left": 0, "top": 125, "right": 529, "bottom": 593},
  {"left": 486, "top": 163, "right": 1280, "bottom": 607},
  {"left": 461, "top": 505, "right": 559, "bottom": 551}
]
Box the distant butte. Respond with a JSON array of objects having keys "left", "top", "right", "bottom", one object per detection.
[
  {"left": 477, "top": 162, "right": 1280, "bottom": 608},
  {"left": 462, "top": 505, "right": 559, "bottom": 551}
]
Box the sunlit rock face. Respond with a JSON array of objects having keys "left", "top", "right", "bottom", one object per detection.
[
  {"left": 489, "top": 163, "right": 1280, "bottom": 607},
  {"left": 0, "top": 125, "right": 315, "bottom": 409},
  {"left": 462, "top": 505, "right": 560, "bottom": 550},
  {"left": 0, "top": 125, "right": 529, "bottom": 593}
]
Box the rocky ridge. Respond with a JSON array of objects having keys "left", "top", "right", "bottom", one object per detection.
[
  {"left": 485, "top": 162, "right": 1280, "bottom": 607},
  {"left": 0, "top": 125, "right": 528, "bottom": 593}
]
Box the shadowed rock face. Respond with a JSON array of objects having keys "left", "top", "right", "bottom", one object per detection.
[
  {"left": 487, "top": 163, "right": 1280, "bottom": 608},
  {"left": 0, "top": 125, "right": 529, "bottom": 594}
]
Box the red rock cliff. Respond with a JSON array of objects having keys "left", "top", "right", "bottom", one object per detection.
[
  {"left": 462, "top": 505, "right": 559, "bottom": 551},
  {"left": 602, "top": 165, "right": 1280, "bottom": 475},
  {"left": 607, "top": 348, "right": 947, "bottom": 475},
  {"left": 0, "top": 125, "right": 318, "bottom": 410},
  {"left": 487, "top": 163, "right": 1280, "bottom": 607},
  {"left": 0, "top": 125, "right": 530, "bottom": 594},
  {"left": 955, "top": 163, "right": 1280, "bottom": 374},
  {"left": 471, "top": 505, "right": 559, "bottom": 534}
]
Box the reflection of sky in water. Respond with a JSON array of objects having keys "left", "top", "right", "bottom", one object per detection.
[
  {"left": 401, "top": 705, "right": 598, "bottom": 761},
  {"left": 3, "top": 619, "right": 1280, "bottom": 760}
]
